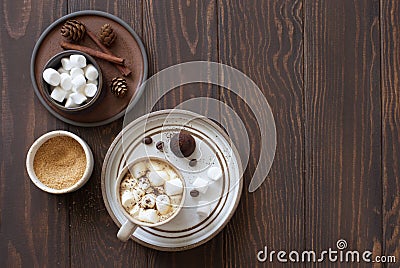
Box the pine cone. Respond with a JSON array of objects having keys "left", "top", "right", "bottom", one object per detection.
[
  {"left": 61, "top": 20, "right": 86, "bottom": 42},
  {"left": 111, "top": 77, "right": 128, "bottom": 97},
  {"left": 99, "top": 24, "right": 117, "bottom": 47}
]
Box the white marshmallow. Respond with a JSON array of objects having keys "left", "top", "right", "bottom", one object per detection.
[
  {"left": 65, "top": 91, "right": 72, "bottom": 99},
  {"left": 69, "top": 54, "right": 86, "bottom": 68},
  {"left": 207, "top": 167, "right": 222, "bottom": 181},
  {"left": 138, "top": 177, "right": 150, "bottom": 190},
  {"left": 60, "top": 72, "right": 70, "bottom": 79},
  {"left": 165, "top": 178, "right": 184, "bottom": 196},
  {"left": 121, "top": 177, "right": 137, "bottom": 190},
  {"left": 121, "top": 191, "right": 136, "bottom": 208},
  {"left": 84, "top": 64, "right": 98, "bottom": 80},
  {"left": 192, "top": 177, "right": 209, "bottom": 194},
  {"left": 168, "top": 170, "right": 179, "bottom": 181},
  {"left": 84, "top": 84, "right": 97, "bottom": 98},
  {"left": 65, "top": 96, "right": 78, "bottom": 108},
  {"left": 60, "top": 73, "right": 72, "bottom": 91},
  {"left": 148, "top": 161, "right": 165, "bottom": 172},
  {"left": 148, "top": 171, "right": 169, "bottom": 186},
  {"left": 170, "top": 195, "right": 182, "bottom": 207},
  {"left": 87, "top": 79, "right": 98, "bottom": 86},
  {"left": 156, "top": 195, "right": 171, "bottom": 215},
  {"left": 71, "top": 74, "right": 86, "bottom": 92},
  {"left": 50, "top": 87, "right": 67, "bottom": 102},
  {"left": 141, "top": 194, "right": 156, "bottom": 209},
  {"left": 61, "top": 58, "right": 73, "bottom": 70},
  {"left": 137, "top": 209, "right": 159, "bottom": 223},
  {"left": 129, "top": 204, "right": 140, "bottom": 217},
  {"left": 196, "top": 201, "right": 211, "bottom": 217},
  {"left": 70, "top": 67, "right": 84, "bottom": 78},
  {"left": 57, "top": 67, "right": 68, "bottom": 74},
  {"left": 132, "top": 188, "right": 145, "bottom": 203},
  {"left": 69, "top": 92, "right": 87, "bottom": 105},
  {"left": 132, "top": 162, "right": 147, "bottom": 178},
  {"left": 43, "top": 68, "right": 60, "bottom": 86}
]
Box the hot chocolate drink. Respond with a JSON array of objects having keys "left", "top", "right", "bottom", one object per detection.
[{"left": 119, "top": 159, "right": 184, "bottom": 224}]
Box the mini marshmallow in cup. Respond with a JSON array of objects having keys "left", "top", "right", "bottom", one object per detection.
[
  {"left": 58, "top": 67, "right": 68, "bottom": 74},
  {"left": 61, "top": 58, "right": 73, "bottom": 70},
  {"left": 129, "top": 204, "right": 140, "bottom": 217},
  {"left": 87, "top": 79, "right": 98, "bottom": 86},
  {"left": 156, "top": 195, "right": 171, "bottom": 215},
  {"left": 148, "top": 171, "right": 169, "bottom": 186},
  {"left": 121, "top": 191, "right": 136, "bottom": 208},
  {"left": 132, "top": 162, "right": 147, "bottom": 178}
]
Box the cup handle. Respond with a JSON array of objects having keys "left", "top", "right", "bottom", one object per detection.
[{"left": 117, "top": 220, "right": 138, "bottom": 242}]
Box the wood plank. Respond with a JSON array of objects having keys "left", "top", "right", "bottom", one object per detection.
[
  {"left": 218, "top": 0, "right": 304, "bottom": 266},
  {"left": 304, "top": 0, "right": 382, "bottom": 266},
  {"left": 381, "top": 0, "right": 400, "bottom": 266},
  {"left": 67, "top": 1, "right": 147, "bottom": 267},
  {"left": 0, "top": 0, "right": 69, "bottom": 267},
  {"left": 142, "top": 1, "right": 220, "bottom": 267},
  {"left": 143, "top": 0, "right": 219, "bottom": 113}
]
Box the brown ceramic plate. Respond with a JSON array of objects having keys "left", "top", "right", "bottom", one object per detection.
[{"left": 31, "top": 11, "right": 148, "bottom": 127}]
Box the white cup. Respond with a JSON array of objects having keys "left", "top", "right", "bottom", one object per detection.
[{"left": 115, "top": 157, "right": 186, "bottom": 242}]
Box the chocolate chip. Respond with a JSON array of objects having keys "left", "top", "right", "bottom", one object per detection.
[
  {"left": 189, "top": 159, "right": 197, "bottom": 167},
  {"left": 190, "top": 189, "right": 199, "bottom": 197},
  {"left": 143, "top": 136, "right": 153, "bottom": 145},
  {"left": 156, "top": 141, "right": 164, "bottom": 151}
]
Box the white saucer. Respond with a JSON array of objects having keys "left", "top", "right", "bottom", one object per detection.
[{"left": 101, "top": 110, "right": 243, "bottom": 251}]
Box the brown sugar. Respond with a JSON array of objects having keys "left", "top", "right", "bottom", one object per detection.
[{"left": 33, "top": 136, "right": 86, "bottom": 190}]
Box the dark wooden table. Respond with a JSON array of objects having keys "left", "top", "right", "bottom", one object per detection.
[{"left": 1, "top": 0, "right": 399, "bottom": 267}]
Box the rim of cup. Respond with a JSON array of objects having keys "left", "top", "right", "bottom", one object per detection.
[
  {"left": 116, "top": 156, "right": 186, "bottom": 227},
  {"left": 26, "top": 130, "right": 94, "bottom": 194}
]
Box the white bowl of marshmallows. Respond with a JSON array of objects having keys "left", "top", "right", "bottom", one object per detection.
[{"left": 42, "top": 50, "right": 102, "bottom": 112}]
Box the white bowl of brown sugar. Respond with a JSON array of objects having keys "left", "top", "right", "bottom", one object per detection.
[{"left": 26, "top": 130, "right": 94, "bottom": 194}]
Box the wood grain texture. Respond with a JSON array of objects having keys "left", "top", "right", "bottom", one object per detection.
[
  {"left": 1, "top": 0, "right": 400, "bottom": 267},
  {"left": 0, "top": 0, "right": 69, "bottom": 267},
  {"left": 218, "top": 0, "right": 304, "bottom": 266},
  {"left": 381, "top": 0, "right": 400, "bottom": 266},
  {"left": 67, "top": 1, "right": 147, "bottom": 267},
  {"left": 143, "top": 0, "right": 219, "bottom": 114},
  {"left": 142, "top": 1, "right": 221, "bottom": 267},
  {"left": 304, "top": 0, "right": 382, "bottom": 267}
]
